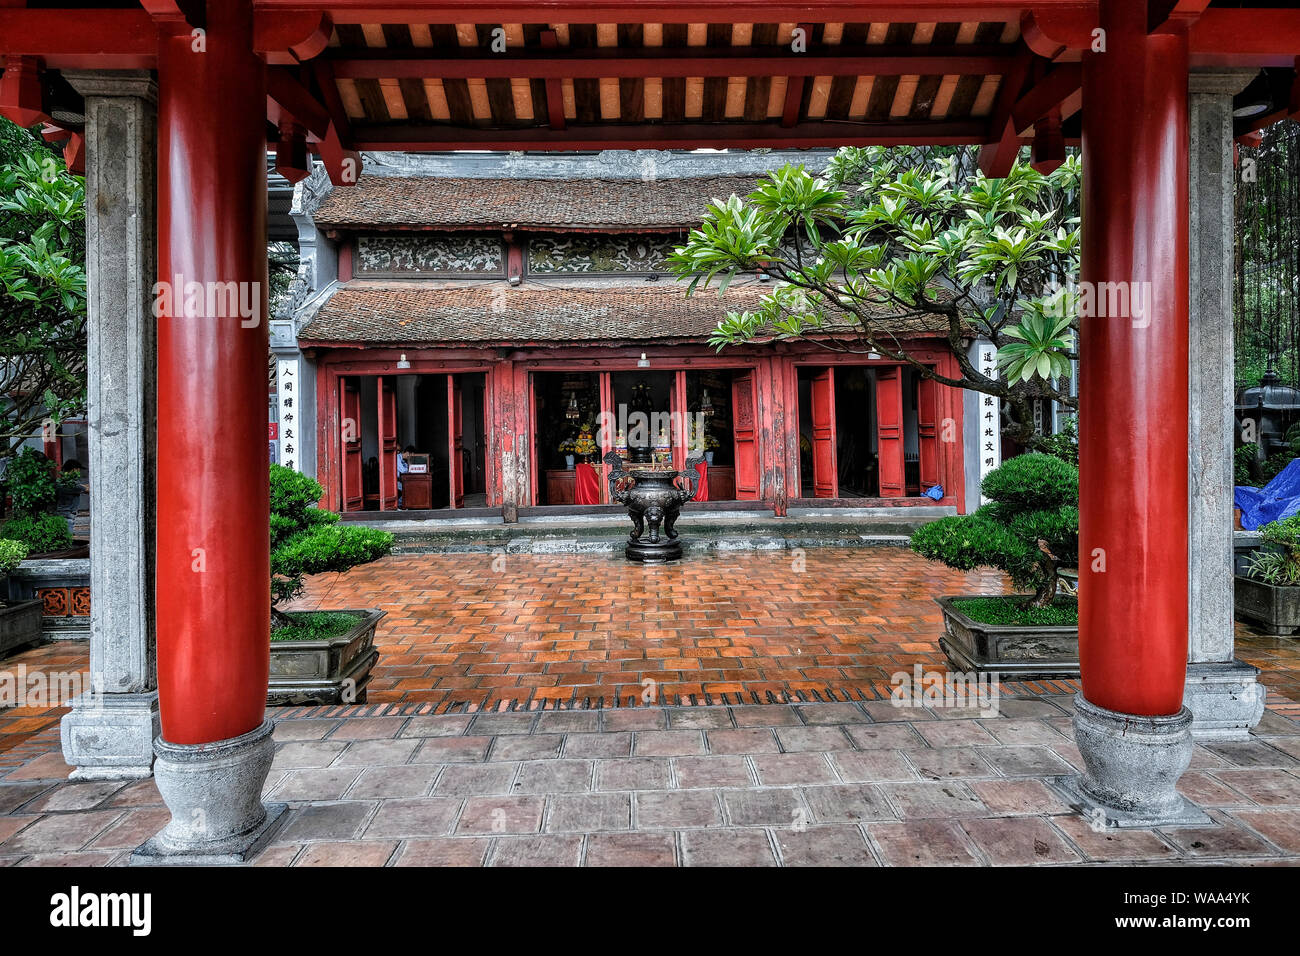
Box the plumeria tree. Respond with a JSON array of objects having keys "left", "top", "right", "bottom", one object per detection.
[
  {"left": 666, "top": 145, "right": 1080, "bottom": 443},
  {"left": 0, "top": 122, "right": 87, "bottom": 458}
]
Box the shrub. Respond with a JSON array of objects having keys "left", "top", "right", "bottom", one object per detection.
[
  {"left": 2, "top": 447, "right": 57, "bottom": 517},
  {"left": 1247, "top": 513, "right": 1300, "bottom": 586},
  {"left": 910, "top": 452, "right": 1079, "bottom": 608},
  {"left": 0, "top": 538, "right": 28, "bottom": 575},
  {"left": 1029, "top": 417, "right": 1078, "bottom": 465},
  {"left": 1, "top": 513, "right": 72, "bottom": 554},
  {"left": 1261, "top": 451, "right": 1294, "bottom": 485},
  {"left": 1235, "top": 443, "right": 1259, "bottom": 486},
  {"left": 270, "top": 464, "right": 394, "bottom": 609}
]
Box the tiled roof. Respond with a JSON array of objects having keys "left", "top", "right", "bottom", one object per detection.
[
  {"left": 297, "top": 282, "right": 953, "bottom": 347},
  {"left": 313, "top": 175, "right": 761, "bottom": 230}
]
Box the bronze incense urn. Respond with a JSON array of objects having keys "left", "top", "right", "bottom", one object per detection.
[{"left": 604, "top": 450, "right": 703, "bottom": 562}]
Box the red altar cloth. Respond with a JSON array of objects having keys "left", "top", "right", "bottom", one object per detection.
[
  {"left": 575, "top": 462, "right": 601, "bottom": 505},
  {"left": 694, "top": 461, "right": 709, "bottom": 502}
]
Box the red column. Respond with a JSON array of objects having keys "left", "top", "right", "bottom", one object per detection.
[
  {"left": 156, "top": 2, "right": 270, "bottom": 745},
  {"left": 1078, "top": 0, "right": 1189, "bottom": 717}
]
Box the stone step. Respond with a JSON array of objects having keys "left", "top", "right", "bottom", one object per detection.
[{"left": 347, "top": 506, "right": 953, "bottom": 554}]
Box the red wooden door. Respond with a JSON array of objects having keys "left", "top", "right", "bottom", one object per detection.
[
  {"left": 810, "top": 368, "right": 837, "bottom": 498},
  {"left": 916, "top": 373, "right": 941, "bottom": 489},
  {"left": 449, "top": 375, "right": 464, "bottom": 508},
  {"left": 732, "top": 369, "right": 760, "bottom": 500},
  {"left": 340, "top": 377, "right": 363, "bottom": 512},
  {"left": 377, "top": 377, "right": 398, "bottom": 509},
  {"left": 876, "top": 366, "right": 905, "bottom": 497}
]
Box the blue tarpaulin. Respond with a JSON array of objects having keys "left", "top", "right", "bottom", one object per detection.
[{"left": 1235, "top": 458, "right": 1300, "bottom": 530}]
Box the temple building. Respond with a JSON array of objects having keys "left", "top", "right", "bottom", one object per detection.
[{"left": 274, "top": 148, "right": 993, "bottom": 518}]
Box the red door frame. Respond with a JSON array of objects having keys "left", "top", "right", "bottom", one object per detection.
[
  {"left": 875, "top": 366, "right": 905, "bottom": 497},
  {"left": 784, "top": 346, "right": 966, "bottom": 512},
  {"left": 377, "top": 375, "right": 398, "bottom": 509},
  {"left": 315, "top": 351, "right": 496, "bottom": 512},
  {"left": 809, "top": 367, "right": 838, "bottom": 498},
  {"left": 732, "top": 368, "right": 760, "bottom": 500}
]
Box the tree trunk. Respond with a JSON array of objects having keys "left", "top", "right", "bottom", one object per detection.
[{"left": 1024, "top": 539, "right": 1060, "bottom": 609}]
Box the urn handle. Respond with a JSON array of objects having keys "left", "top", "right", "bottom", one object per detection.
[
  {"left": 603, "top": 450, "right": 632, "bottom": 504},
  {"left": 678, "top": 455, "right": 706, "bottom": 502}
]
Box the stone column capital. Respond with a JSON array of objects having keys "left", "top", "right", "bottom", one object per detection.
[
  {"left": 62, "top": 70, "right": 157, "bottom": 104},
  {"left": 1188, "top": 68, "right": 1259, "bottom": 97}
]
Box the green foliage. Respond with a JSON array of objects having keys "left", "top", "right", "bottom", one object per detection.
[
  {"left": 910, "top": 453, "right": 1079, "bottom": 606},
  {"left": 667, "top": 146, "right": 1080, "bottom": 442},
  {"left": 1248, "top": 513, "right": 1300, "bottom": 586},
  {"left": 0, "top": 121, "right": 87, "bottom": 455},
  {"left": 1, "top": 513, "right": 72, "bottom": 554},
  {"left": 2, "top": 447, "right": 57, "bottom": 516},
  {"left": 269, "top": 464, "right": 393, "bottom": 607},
  {"left": 1029, "top": 416, "right": 1078, "bottom": 464},
  {"left": 978, "top": 451, "right": 1078, "bottom": 511},
  {"left": 1235, "top": 443, "right": 1260, "bottom": 486},
  {"left": 270, "top": 610, "right": 364, "bottom": 643},
  {"left": 0, "top": 538, "right": 28, "bottom": 575},
  {"left": 950, "top": 595, "right": 1077, "bottom": 627}
]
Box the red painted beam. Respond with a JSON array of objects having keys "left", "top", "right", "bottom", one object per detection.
[
  {"left": 0, "top": 9, "right": 158, "bottom": 69},
  {"left": 540, "top": 29, "right": 565, "bottom": 131},
  {"left": 255, "top": 1, "right": 1094, "bottom": 25},
  {"left": 266, "top": 67, "right": 332, "bottom": 138},
  {"left": 311, "top": 59, "right": 362, "bottom": 185},
  {"left": 781, "top": 76, "right": 805, "bottom": 129},
  {"left": 1078, "top": 0, "right": 1189, "bottom": 717},
  {"left": 327, "top": 47, "right": 1016, "bottom": 81},
  {"left": 156, "top": 1, "right": 271, "bottom": 745},
  {"left": 350, "top": 119, "right": 988, "bottom": 151},
  {"left": 976, "top": 51, "right": 1032, "bottom": 177},
  {"left": 0, "top": 56, "right": 50, "bottom": 128}
]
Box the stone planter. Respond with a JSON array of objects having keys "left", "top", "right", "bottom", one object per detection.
[
  {"left": 1233, "top": 574, "right": 1300, "bottom": 635},
  {"left": 267, "top": 608, "right": 385, "bottom": 706},
  {"left": 0, "top": 598, "right": 45, "bottom": 659},
  {"left": 7, "top": 558, "right": 90, "bottom": 641},
  {"left": 936, "top": 595, "right": 1079, "bottom": 680}
]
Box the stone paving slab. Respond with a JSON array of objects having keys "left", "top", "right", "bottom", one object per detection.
[{"left": 3, "top": 698, "right": 1300, "bottom": 866}]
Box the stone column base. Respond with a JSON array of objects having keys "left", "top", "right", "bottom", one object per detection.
[
  {"left": 1050, "top": 693, "right": 1211, "bottom": 829},
  {"left": 1184, "top": 659, "right": 1266, "bottom": 740},
  {"left": 131, "top": 718, "right": 286, "bottom": 866},
  {"left": 60, "top": 691, "right": 160, "bottom": 780}
]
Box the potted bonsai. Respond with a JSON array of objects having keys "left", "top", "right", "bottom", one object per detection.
[
  {"left": 1235, "top": 513, "right": 1300, "bottom": 635},
  {"left": 1, "top": 447, "right": 82, "bottom": 557},
  {"left": 910, "top": 453, "right": 1080, "bottom": 678},
  {"left": 0, "top": 538, "right": 44, "bottom": 658},
  {"left": 268, "top": 464, "right": 395, "bottom": 705}
]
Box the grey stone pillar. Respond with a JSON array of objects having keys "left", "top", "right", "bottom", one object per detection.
[
  {"left": 1185, "top": 69, "right": 1266, "bottom": 740},
  {"left": 59, "top": 72, "right": 160, "bottom": 779}
]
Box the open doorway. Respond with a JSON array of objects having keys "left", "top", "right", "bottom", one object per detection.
[
  {"left": 797, "top": 364, "right": 925, "bottom": 499},
  {"left": 340, "top": 372, "right": 486, "bottom": 511}
]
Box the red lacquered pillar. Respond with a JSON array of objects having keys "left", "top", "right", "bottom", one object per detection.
[
  {"left": 1078, "top": 2, "right": 1190, "bottom": 717},
  {"left": 136, "top": 0, "right": 283, "bottom": 862},
  {"left": 1069, "top": 0, "right": 1200, "bottom": 826}
]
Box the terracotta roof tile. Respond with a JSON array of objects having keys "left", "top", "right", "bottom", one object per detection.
[
  {"left": 313, "top": 176, "right": 761, "bottom": 230},
  {"left": 297, "top": 282, "right": 952, "bottom": 347}
]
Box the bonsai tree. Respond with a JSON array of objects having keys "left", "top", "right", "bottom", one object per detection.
[
  {"left": 1246, "top": 514, "right": 1300, "bottom": 586},
  {"left": 666, "top": 146, "right": 1080, "bottom": 443},
  {"left": 270, "top": 464, "right": 394, "bottom": 627},
  {"left": 910, "top": 452, "right": 1079, "bottom": 608}
]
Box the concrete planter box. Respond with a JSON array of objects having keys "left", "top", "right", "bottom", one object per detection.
[
  {"left": 268, "top": 609, "right": 385, "bottom": 706},
  {"left": 1233, "top": 574, "right": 1300, "bottom": 636},
  {"left": 936, "top": 595, "right": 1079, "bottom": 680},
  {"left": 0, "top": 598, "right": 45, "bottom": 658}
]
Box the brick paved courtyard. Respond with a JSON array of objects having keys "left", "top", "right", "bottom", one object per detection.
[{"left": 2, "top": 547, "right": 1300, "bottom": 866}]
